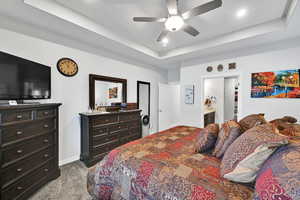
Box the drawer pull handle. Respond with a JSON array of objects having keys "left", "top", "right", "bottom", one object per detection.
[
  {"left": 44, "top": 124, "right": 49, "bottom": 128},
  {"left": 17, "top": 150, "right": 23, "bottom": 154},
  {"left": 16, "top": 168, "right": 23, "bottom": 172},
  {"left": 16, "top": 115, "right": 23, "bottom": 119},
  {"left": 44, "top": 111, "right": 49, "bottom": 115},
  {"left": 17, "top": 186, "right": 23, "bottom": 190},
  {"left": 43, "top": 139, "right": 49, "bottom": 143},
  {"left": 44, "top": 154, "right": 49, "bottom": 158},
  {"left": 44, "top": 168, "right": 49, "bottom": 172},
  {"left": 16, "top": 131, "right": 23, "bottom": 135}
]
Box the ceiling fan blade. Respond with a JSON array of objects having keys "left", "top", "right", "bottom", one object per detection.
[
  {"left": 182, "top": 0, "right": 222, "bottom": 20},
  {"left": 133, "top": 17, "right": 167, "bottom": 22},
  {"left": 166, "top": 0, "right": 178, "bottom": 15},
  {"left": 157, "top": 30, "right": 169, "bottom": 42},
  {"left": 183, "top": 24, "right": 199, "bottom": 37}
]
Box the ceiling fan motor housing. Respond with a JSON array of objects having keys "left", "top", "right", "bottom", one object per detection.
[{"left": 165, "top": 15, "right": 185, "bottom": 32}]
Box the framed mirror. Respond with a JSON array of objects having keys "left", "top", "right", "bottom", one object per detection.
[{"left": 89, "top": 74, "right": 127, "bottom": 109}]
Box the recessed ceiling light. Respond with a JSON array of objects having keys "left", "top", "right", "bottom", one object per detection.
[
  {"left": 161, "top": 37, "right": 169, "bottom": 47},
  {"left": 236, "top": 8, "right": 247, "bottom": 18}
]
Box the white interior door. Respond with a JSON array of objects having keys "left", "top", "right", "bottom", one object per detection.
[{"left": 158, "top": 83, "right": 180, "bottom": 131}]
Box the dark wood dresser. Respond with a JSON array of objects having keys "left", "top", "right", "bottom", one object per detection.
[
  {"left": 0, "top": 103, "right": 61, "bottom": 200},
  {"left": 80, "top": 110, "right": 141, "bottom": 167},
  {"left": 204, "top": 110, "right": 216, "bottom": 127}
]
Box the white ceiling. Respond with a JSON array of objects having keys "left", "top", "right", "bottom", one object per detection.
[
  {"left": 0, "top": 0, "right": 299, "bottom": 70},
  {"left": 55, "top": 0, "right": 288, "bottom": 53}
]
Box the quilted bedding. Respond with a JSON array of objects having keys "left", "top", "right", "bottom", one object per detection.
[{"left": 87, "top": 126, "right": 254, "bottom": 200}]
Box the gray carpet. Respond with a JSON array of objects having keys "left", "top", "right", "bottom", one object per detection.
[{"left": 29, "top": 161, "right": 93, "bottom": 200}]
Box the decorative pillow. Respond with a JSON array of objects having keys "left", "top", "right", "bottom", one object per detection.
[
  {"left": 270, "top": 116, "right": 298, "bottom": 133},
  {"left": 269, "top": 116, "right": 300, "bottom": 138},
  {"left": 220, "top": 124, "right": 289, "bottom": 183},
  {"left": 212, "top": 120, "right": 241, "bottom": 158},
  {"left": 195, "top": 123, "right": 219, "bottom": 153},
  {"left": 254, "top": 142, "right": 300, "bottom": 200},
  {"left": 239, "top": 113, "right": 267, "bottom": 132},
  {"left": 270, "top": 116, "right": 298, "bottom": 125}
]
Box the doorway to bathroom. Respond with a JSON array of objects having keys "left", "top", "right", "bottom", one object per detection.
[{"left": 202, "top": 75, "right": 240, "bottom": 126}]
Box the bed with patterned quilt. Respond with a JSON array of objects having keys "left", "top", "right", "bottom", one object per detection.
[{"left": 87, "top": 126, "right": 254, "bottom": 200}]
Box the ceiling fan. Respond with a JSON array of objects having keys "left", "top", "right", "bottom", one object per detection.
[{"left": 133, "top": 0, "right": 222, "bottom": 42}]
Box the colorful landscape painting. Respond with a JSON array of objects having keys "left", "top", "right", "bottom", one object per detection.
[{"left": 251, "top": 69, "right": 300, "bottom": 98}]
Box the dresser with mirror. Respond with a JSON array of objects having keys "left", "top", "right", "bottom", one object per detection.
[{"left": 80, "top": 74, "right": 141, "bottom": 167}]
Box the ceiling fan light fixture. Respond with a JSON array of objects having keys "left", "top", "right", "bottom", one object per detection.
[
  {"left": 162, "top": 37, "right": 169, "bottom": 44},
  {"left": 165, "top": 15, "right": 184, "bottom": 32}
]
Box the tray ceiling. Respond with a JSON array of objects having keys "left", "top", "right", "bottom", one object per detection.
[
  {"left": 0, "top": 0, "right": 299, "bottom": 69},
  {"left": 54, "top": 0, "right": 288, "bottom": 53}
]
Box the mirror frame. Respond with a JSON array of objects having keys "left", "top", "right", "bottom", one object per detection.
[
  {"left": 89, "top": 74, "right": 127, "bottom": 109},
  {"left": 137, "top": 81, "right": 151, "bottom": 118}
]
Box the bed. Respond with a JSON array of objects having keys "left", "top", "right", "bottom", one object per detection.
[{"left": 87, "top": 126, "right": 254, "bottom": 200}]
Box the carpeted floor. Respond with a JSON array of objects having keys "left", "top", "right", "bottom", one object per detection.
[{"left": 29, "top": 161, "right": 93, "bottom": 200}]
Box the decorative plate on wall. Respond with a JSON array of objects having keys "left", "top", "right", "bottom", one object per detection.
[
  {"left": 217, "top": 64, "right": 224, "bottom": 72},
  {"left": 57, "top": 58, "right": 78, "bottom": 77},
  {"left": 207, "top": 66, "right": 213, "bottom": 72},
  {"left": 229, "top": 63, "right": 237, "bottom": 70}
]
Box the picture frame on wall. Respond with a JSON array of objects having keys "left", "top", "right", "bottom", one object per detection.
[
  {"left": 109, "top": 87, "right": 118, "bottom": 99},
  {"left": 184, "top": 85, "right": 194, "bottom": 104},
  {"left": 251, "top": 69, "right": 300, "bottom": 98}
]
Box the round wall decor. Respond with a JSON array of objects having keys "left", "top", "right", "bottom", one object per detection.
[
  {"left": 206, "top": 66, "right": 213, "bottom": 72},
  {"left": 217, "top": 64, "right": 224, "bottom": 72},
  {"left": 57, "top": 58, "right": 78, "bottom": 77}
]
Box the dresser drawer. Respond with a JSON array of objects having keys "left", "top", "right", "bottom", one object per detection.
[
  {"left": 36, "top": 108, "right": 56, "bottom": 119},
  {"left": 109, "top": 123, "right": 128, "bottom": 133},
  {"left": 92, "top": 139, "right": 119, "bottom": 156},
  {"left": 129, "top": 126, "right": 141, "bottom": 136},
  {"left": 2, "top": 119, "right": 55, "bottom": 145},
  {"left": 92, "top": 126, "right": 109, "bottom": 137},
  {"left": 119, "top": 113, "right": 140, "bottom": 122},
  {"left": 92, "top": 115, "right": 118, "bottom": 126},
  {"left": 93, "top": 130, "right": 120, "bottom": 147},
  {"left": 126, "top": 120, "right": 140, "bottom": 128},
  {"left": 1, "top": 160, "right": 54, "bottom": 200},
  {"left": 2, "top": 134, "right": 53, "bottom": 166},
  {"left": 1, "top": 110, "right": 32, "bottom": 124},
  {"left": 2, "top": 147, "right": 54, "bottom": 188}
]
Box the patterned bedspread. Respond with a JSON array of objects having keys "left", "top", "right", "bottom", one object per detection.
[{"left": 87, "top": 126, "right": 254, "bottom": 200}]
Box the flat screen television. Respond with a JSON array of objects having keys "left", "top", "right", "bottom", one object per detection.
[{"left": 0, "top": 51, "right": 51, "bottom": 100}]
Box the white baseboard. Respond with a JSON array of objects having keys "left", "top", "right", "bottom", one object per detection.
[{"left": 59, "top": 155, "right": 79, "bottom": 166}]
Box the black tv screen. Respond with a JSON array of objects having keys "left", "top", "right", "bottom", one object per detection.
[{"left": 0, "top": 51, "right": 51, "bottom": 100}]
